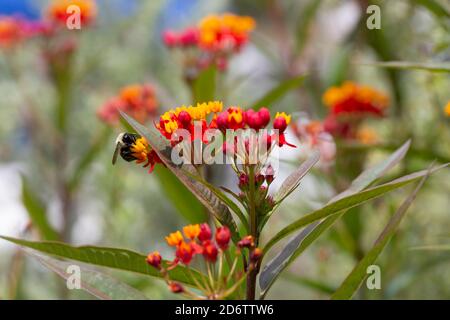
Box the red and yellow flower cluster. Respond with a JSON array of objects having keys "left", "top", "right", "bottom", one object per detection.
[
  {"left": 163, "top": 13, "right": 255, "bottom": 71},
  {"left": 98, "top": 84, "right": 159, "bottom": 125},
  {"left": 321, "top": 82, "right": 389, "bottom": 142},
  {"left": 155, "top": 102, "right": 296, "bottom": 157},
  {"left": 146, "top": 224, "right": 262, "bottom": 298},
  {"left": 0, "top": 0, "right": 97, "bottom": 51}
]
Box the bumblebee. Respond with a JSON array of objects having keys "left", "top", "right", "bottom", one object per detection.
[{"left": 112, "top": 132, "right": 142, "bottom": 165}]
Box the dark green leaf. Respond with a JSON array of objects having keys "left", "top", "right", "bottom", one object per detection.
[
  {"left": 0, "top": 236, "right": 203, "bottom": 287},
  {"left": 154, "top": 166, "right": 206, "bottom": 223},
  {"left": 193, "top": 66, "right": 217, "bottom": 104}
]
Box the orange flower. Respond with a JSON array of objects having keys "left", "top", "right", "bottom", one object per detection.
[
  {"left": 47, "top": 0, "right": 97, "bottom": 26},
  {"left": 165, "top": 231, "right": 183, "bottom": 247},
  {"left": 356, "top": 127, "right": 379, "bottom": 145},
  {"left": 198, "top": 14, "right": 255, "bottom": 51},
  {"left": 0, "top": 16, "right": 42, "bottom": 48},
  {"left": 323, "top": 81, "right": 389, "bottom": 116},
  {"left": 445, "top": 101, "right": 450, "bottom": 117},
  {"left": 183, "top": 224, "right": 200, "bottom": 240},
  {"left": 97, "top": 83, "right": 158, "bottom": 125},
  {"left": 175, "top": 241, "right": 194, "bottom": 264}
]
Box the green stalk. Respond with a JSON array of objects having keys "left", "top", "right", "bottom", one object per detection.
[{"left": 246, "top": 165, "right": 258, "bottom": 300}]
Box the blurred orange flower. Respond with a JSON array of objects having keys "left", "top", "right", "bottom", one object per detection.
[
  {"left": 445, "top": 101, "right": 450, "bottom": 117},
  {"left": 323, "top": 81, "right": 389, "bottom": 116},
  {"left": 97, "top": 84, "right": 158, "bottom": 125},
  {"left": 47, "top": 0, "right": 97, "bottom": 27}
]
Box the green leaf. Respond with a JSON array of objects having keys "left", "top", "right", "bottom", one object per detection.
[
  {"left": 30, "top": 251, "right": 148, "bottom": 300},
  {"left": 120, "top": 111, "right": 240, "bottom": 241},
  {"left": 295, "top": 0, "right": 323, "bottom": 54},
  {"left": 154, "top": 166, "right": 206, "bottom": 223},
  {"left": 0, "top": 236, "right": 204, "bottom": 288},
  {"left": 259, "top": 151, "right": 320, "bottom": 229},
  {"left": 259, "top": 141, "right": 412, "bottom": 297},
  {"left": 358, "top": 61, "right": 450, "bottom": 73},
  {"left": 331, "top": 167, "right": 432, "bottom": 300},
  {"left": 262, "top": 163, "right": 448, "bottom": 255},
  {"left": 193, "top": 66, "right": 217, "bottom": 104},
  {"left": 250, "top": 74, "right": 307, "bottom": 110},
  {"left": 274, "top": 150, "right": 320, "bottom": 203},
  {"left": 21, "top": 176, "right": 59, "bottom": 241}
]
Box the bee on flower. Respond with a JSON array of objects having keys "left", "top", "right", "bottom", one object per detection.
[{"left": 146, "top": 224, "right": 262, "bottom": 299}]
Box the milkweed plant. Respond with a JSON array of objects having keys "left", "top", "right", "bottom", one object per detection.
[{"left": 0, "top": 0, "right": 448, "bottom": 301}]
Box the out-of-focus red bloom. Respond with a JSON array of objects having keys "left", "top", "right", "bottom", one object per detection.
[
  {"left": 146, "top": 251, "right": 162, "bottom": 269},
  {"left": 47, "top": 0, "right": 97, "bottom": 27},
  {"left": 202, "top": 240, "right": 218, "bottom": 263},
  {"left": 169, "top": 282, "right": 184, "bottom": 293},
  {"left": 97, "top": 84, "right": 158, "bottom": 125},
  {"left": 198, "top": 223, "right": 212, "bottom": 242},
  {"left": 323, "top": 81, "right": 389, "bottom": 117},
  {"left": 0, "top": 16, "right": 44, "bottom": 48},
  {"left": 162, "top": 14, "right": 255, "bottom": 72},
  {"left": 215, "top": 226, "right": 231, "bottom": 250}
]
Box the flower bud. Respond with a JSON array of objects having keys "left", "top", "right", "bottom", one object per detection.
[
  {"left": 169, "top": 282, "right": 184, "bottom": 293},
  {"left": 202, "top": 240, "right": 218, "bottom": 263},
  {"left": 178, "top": 110, "right": 192, "bottom": 127},
  {"left": 237, "top": 235, "right": 255, "bottom": 249},
  {"left": 198, "top": 223, "right": 212, "bottom": 242},
  {"left": 250, "top": 248, "right": 263, "bottom": 264},
  {"left": 162, "top": 30, "right": 178, "bottom": 48},
  {"left": 175, "top": 241, "right": 194, "bottom": 265},
  {"left": 215, "top": 226, "right": 231, "bottom": 250},
  {"left": 146, "top": 251, "right": 162, "bottom": 269},
  {"left": 258, "top": 107, "right": 271, "bottom": 127},
  {"left": 273, "top": 116, "right": 287, "bottom": 133},
  {"left": 238, "top": 173, "right": 249, "bottom": 189}
]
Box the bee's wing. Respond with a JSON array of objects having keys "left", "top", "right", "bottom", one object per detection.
[{"left": 112, "top": 142, "right": 122, "bottom": 165}]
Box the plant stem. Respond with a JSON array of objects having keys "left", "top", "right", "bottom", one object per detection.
[{"left": 246, "top": 165, "right": 258, "bottom": 300}]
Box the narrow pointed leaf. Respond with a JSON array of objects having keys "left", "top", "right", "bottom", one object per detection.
[
  {"left": 259, "top": 141, "right": 413, "bottom": 297},
  {"left": 263, "top": 163, "right": 448, "bottom": 254},
  {"left": 250, "top": 74, "right": 307, "bottom": 109},
  {"left": 30, "top": 252, "right": 148, "bottom": 300},
  {"left": 331, "top": 168, "right": 432, "bottom": 299},
  {"left": 359, "top": 61, "right": 450, "bottom": 73},
  {"left": 0, "top": 236, "right": 204, "bottom": 288},
  {"left": 21, "top": 176, "right": 59, "bottom": 241}
]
